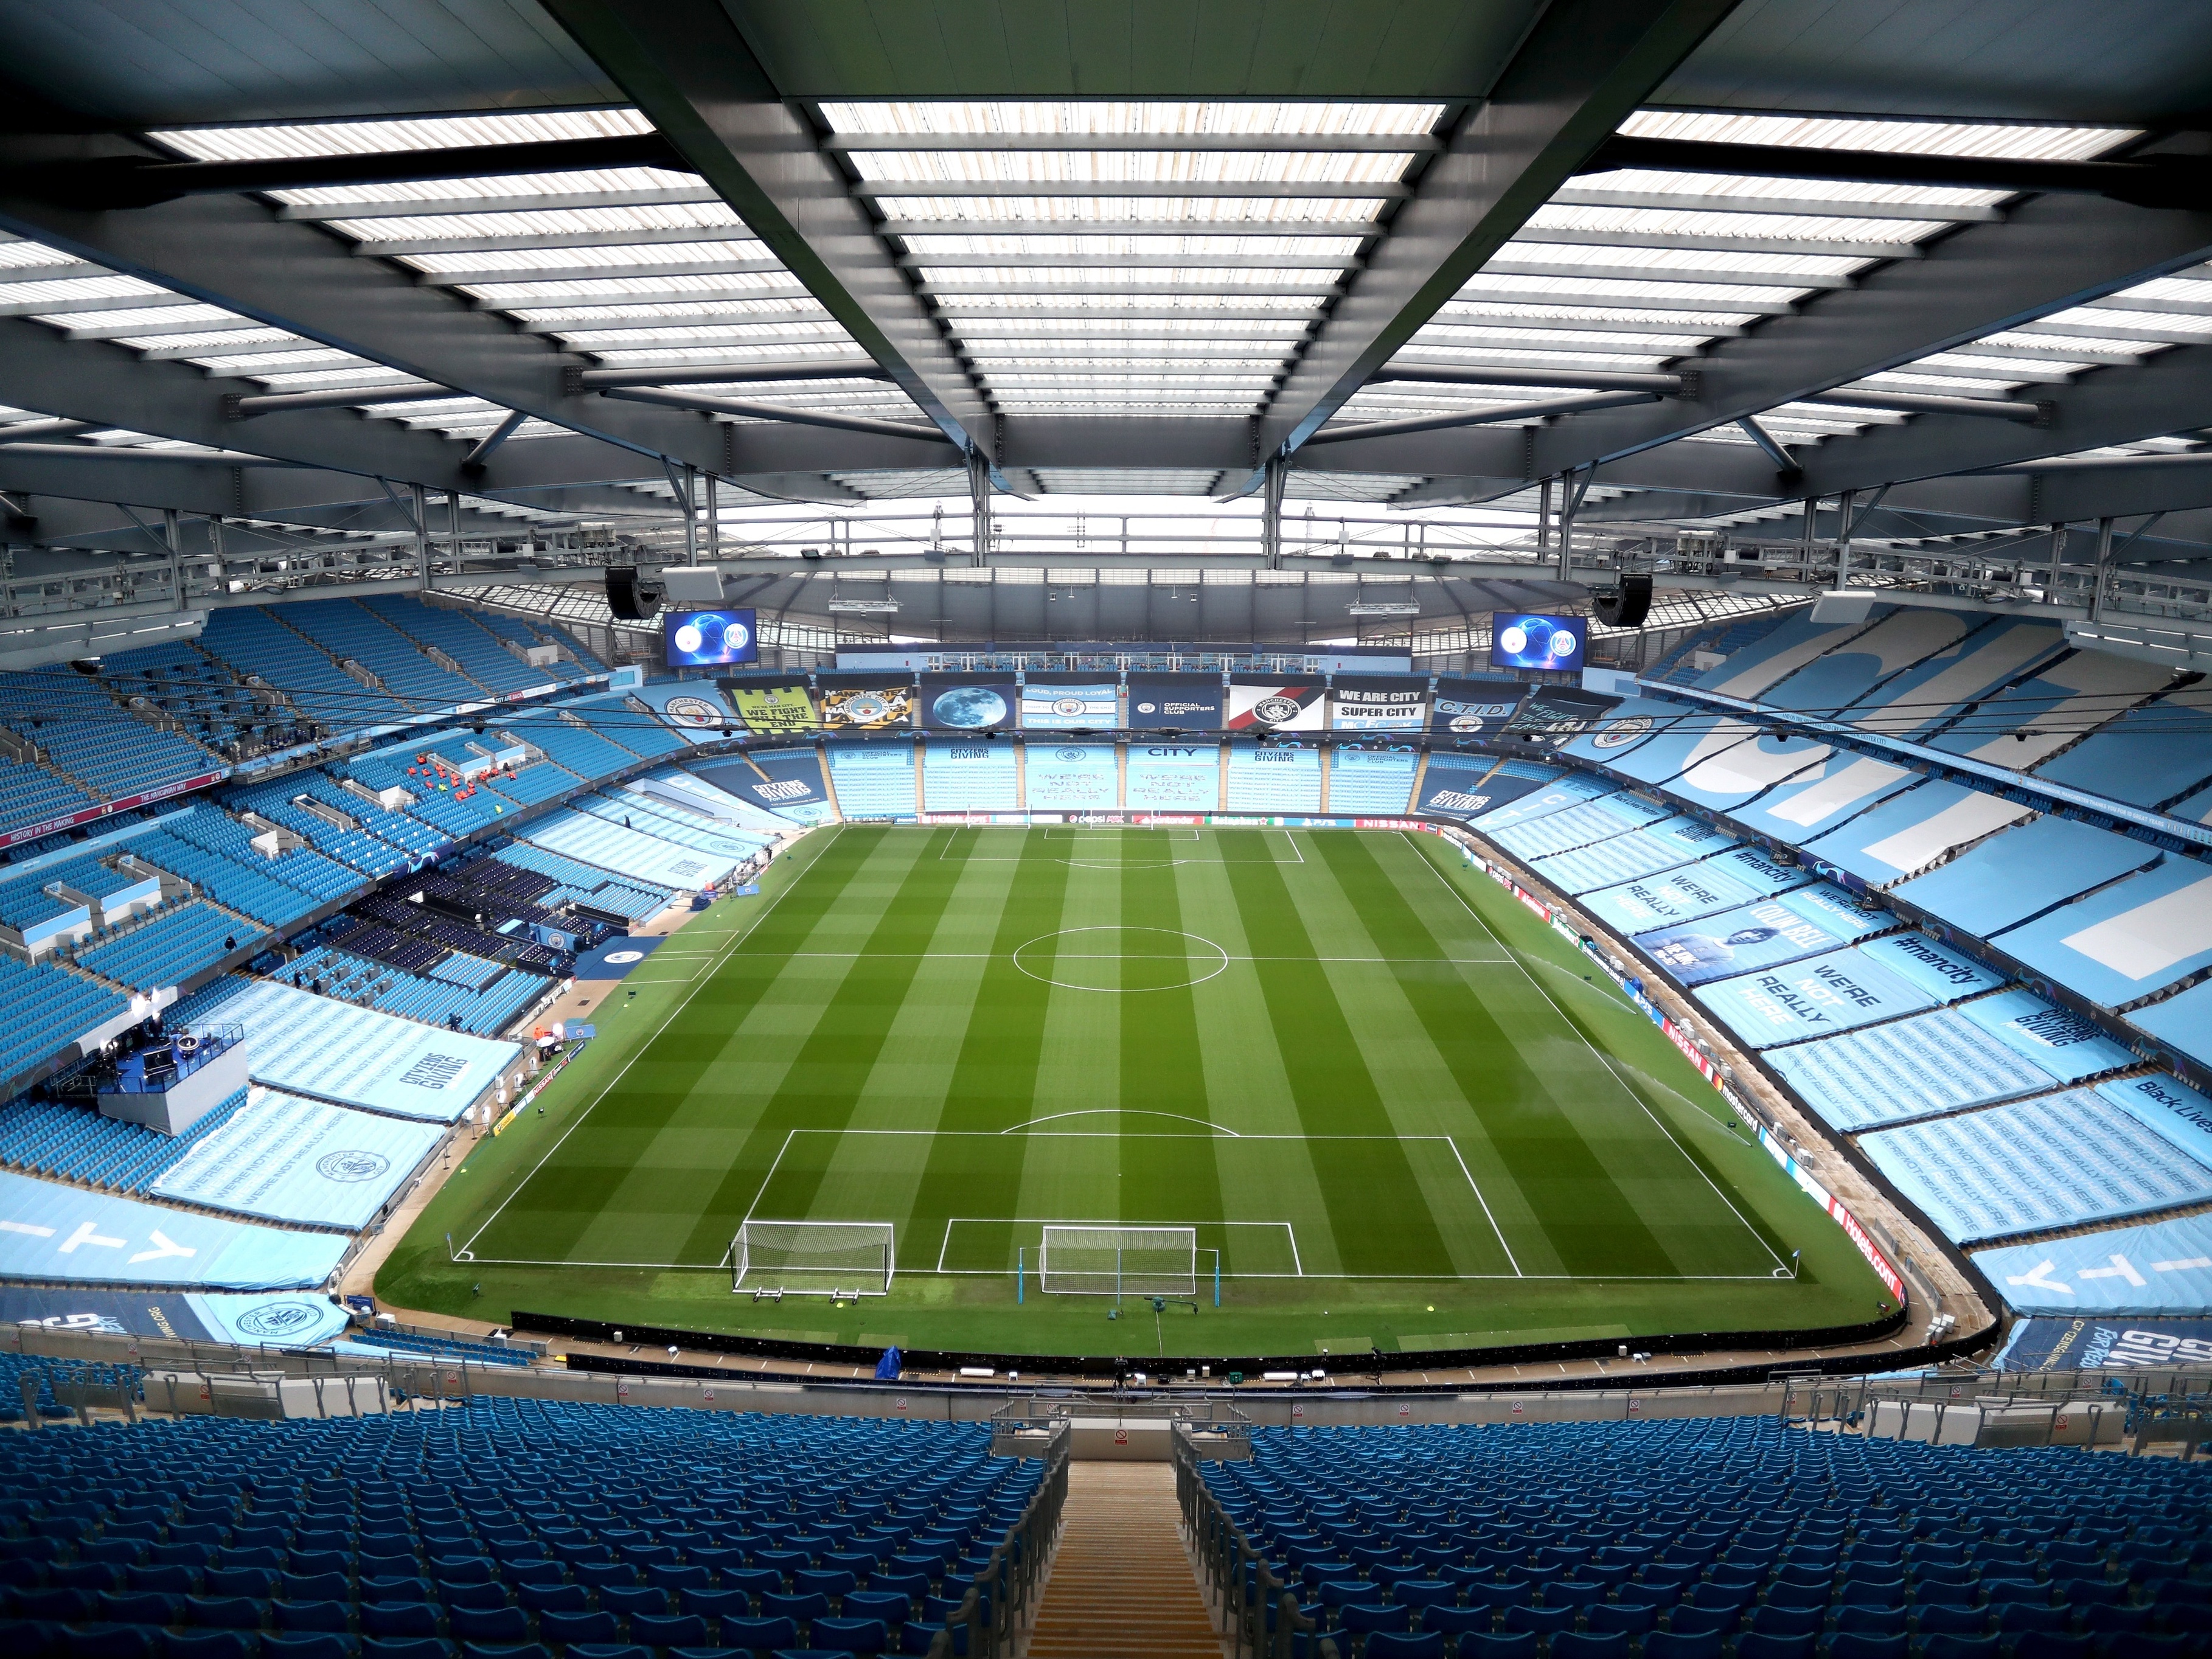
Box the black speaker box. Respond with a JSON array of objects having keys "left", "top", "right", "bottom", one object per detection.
[
  {"left": 1593, "top": 572, "right": 1653, "bottom": 629},
  {"left": 606, "top": 566, "right": 663, "bottom": 621}
]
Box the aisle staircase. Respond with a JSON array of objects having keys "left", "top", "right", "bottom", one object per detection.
[{"left": 1026, "top": 1461, "right": 1225, "bottom": 1659}]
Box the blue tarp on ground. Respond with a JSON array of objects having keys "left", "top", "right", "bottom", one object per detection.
[
  {"left": 1557, "top": 697, "right": 1703, "bottom": 767},
  {"left": 1491, "top": 789, "right": 1669, "bottom": 861},
  {"left": 1696, "top": 945, "right": 1937, "bottom": 1049},
  {"left": 1756, "top": 607, "right": 1980, "bottom": 715},
  {"left": 1654, "top": 731, "right": 1835, "bottom": 813},
  {"left": 1977, "top": 1213, "right": 2212, "bottom": 1316},
  {"left": 1580, "top": 846, "right": 1811, "bottom": 937},
  {"left": 1798, "top": 780, "right": 2036, "bottom": 889},
  {"left": 150, "top": 1088, "right": 442, "bottom": 1230},
  {"left": 1929, "top": 647, "right": 2169, "bottom": 773},
  {"left": 694, "top": 749, "right": 833, "bottom": 825},
  {"left": 2134, "top": 977, "right": 2212, "bottom": 1074},
  {"left": 1859, "top": 931, "right": 2008, "bottom": 1004},
  {"left": 1124, "top": 741, "right": 1221, "bottom": 813},
  {"left": 572, "top": 934, "right": 664, "bottom": 978},
  {"left": 921, "top": 740, "right": 1020, "bottom": 812},
  {"left": 1992, "top": 856, "right": 2212, "bottom": 1008},
  {"left": 0, "top": 1285, "right": 350, "bottom": 1346},
  {"left": 2100, "top": 1072, "right": 2212, "bottom": 1172},
  {"left": 1767, "top": 1005, "right": 2062, "bottom": 1134},
  {"left": 2033, "top": 686, "right": 2212, "bottom": 810},
  {"left": 1837, "top": 617, "right": 2067, "bottom": 740},
  {"left": 1636, "top": 882, "right": 1891, "bottom": 987},
  {"left": 1530, "top": 815, "right": 1738, "bottom": 896},
  {"left": 1859, "top": 1088, "right": 2212, "bottom": 1246},
  {"left": 1466, "top": 772, "right": 1615, "bottom": 832},
  {"left": 1957, "top": 988, "right": 2141, "bottom": 1085},
  {"left": 1727, "top": 752, "right": 1923, "bottom": 844},
  {"left": 0, "top": 1169, "right": 348, "bottom": 1289},
  {"left": 1024, "top": 742, "right": 1122, "bottom": 812},
  {"left": 1890, "top": 815, "right": 2162, "bottom": 938},
  {"left": 187, "top": 978, "right": 519, "bottom": 1122},
  {"left": 1994, "top": 1315, "right": 2212, "bottom": 1369},
  {"left": 1691, "top": 611, "right": 1892, "bottom": 703}
]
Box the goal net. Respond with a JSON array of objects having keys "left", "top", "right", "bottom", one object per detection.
[
  {"left": 1038, "top": 1225, "right": 1197, "bottom": 1296},
  {"left": 732, "top": 1220, "right": 894, "bottom": 1296}
]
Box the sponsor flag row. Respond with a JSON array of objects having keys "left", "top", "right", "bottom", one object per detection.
[{"left": 711, "top": 673, "right": 1550, "bottom": 736}]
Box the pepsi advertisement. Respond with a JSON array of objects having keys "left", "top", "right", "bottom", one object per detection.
[
  {"left": 1490, "top": 613, "right": 1584, "bottom": 672},
  {"left": 664, "top": 607, "right": 758, "bottom": 668}
]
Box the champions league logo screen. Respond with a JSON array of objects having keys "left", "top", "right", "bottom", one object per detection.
[
  {"left": 663, "top": 608, "right": 759, "bottom": 668},
  {"left": 1490, "top": 613, "right": 1584, "bottom": 672}
]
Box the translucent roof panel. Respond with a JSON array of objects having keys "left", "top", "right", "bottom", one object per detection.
[
  {"left": 1330, "top": 108, "right": 2144, "bottom": 454},
  {"left": 137, "top": 108, "right": 917, "bottom": 431},
  {"left": 820, "top": 99, "right": 1448, "bottom": 418}
]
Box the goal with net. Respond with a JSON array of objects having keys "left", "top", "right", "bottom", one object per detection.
[
  {"left": 731, "top": 1220, "right": 894, "bottom": 1296},
  {"left": 1037, "top": 1225, "right": 1197, "bottom": 1296}
]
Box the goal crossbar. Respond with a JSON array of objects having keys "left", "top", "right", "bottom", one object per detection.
[
  {"left": 1038, "top": 1225, "right": 1197, "bottom": 1297},
  {"left": 732, "top": 1220, "right": 893, "bottom": 1297}
]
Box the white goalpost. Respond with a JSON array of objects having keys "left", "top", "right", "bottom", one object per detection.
[
  {"left": 731, "top": 1220, "right": 894, "bottom": 1297},
  {"left": 1037, "top": 1225, "right": 1197, "bottom": 1297}
]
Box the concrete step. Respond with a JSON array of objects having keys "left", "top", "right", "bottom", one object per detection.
[{"left": 1026, "top": 1461, "right": 1223, "bottom": 1659}]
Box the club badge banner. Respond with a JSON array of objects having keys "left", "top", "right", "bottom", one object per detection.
[
  {"left": 817, "top": 681, "right": 914, "bottom": 729},
  {"left": 1018, "top": 681, "right": 1118, "bottom": 730},
  {"left": 1226, "top": 682, "right": 1326, "bottom": 732}
]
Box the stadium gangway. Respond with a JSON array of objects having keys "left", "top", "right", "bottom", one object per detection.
[
  {"left": 923, "top": 1419, "right": 1069, "bottom": 1659},
  {"left": 1177, "top": 1422, "right": 1341, "bottom": 1659}
]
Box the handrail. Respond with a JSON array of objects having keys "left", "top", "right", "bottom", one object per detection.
[
  {"left": 924, "top": 1420, "right": 1069, "bottom": 1659},
  {"left": 1175, "top": 1424, "right": 1337, "bottom": 1659}
]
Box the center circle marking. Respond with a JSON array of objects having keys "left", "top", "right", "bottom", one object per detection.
[{"left": 1010, "top": 925, "right": 1229, "bottom": 993}]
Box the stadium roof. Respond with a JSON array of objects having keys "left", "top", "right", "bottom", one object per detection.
[{"left": 0, "top": 0, "right": 2210, "bottom": 635}]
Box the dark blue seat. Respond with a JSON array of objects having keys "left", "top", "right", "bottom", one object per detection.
[
  {"left": 1636, "top": 1635, "right": 1722, "bottom": 1659},
  {"left": 1500, "top": 1603, "right": 1573, "bottom": 1635},
  {"left": 170, "top": 1632, "right": 262, "bottom": 1659},
  {"left": 1745, "top": 1604, "right": 1823, "bottom": 1636},
  {"left": 539, "top": 1612, "right": 619, "bottom": 1647},
  {"left": 1665, "top": 1607, "right": 1737, "bottom": 1638},
  {"left": 838, "top": 1593, "right": 910, "bottom": 1627},
  {"left": 597, "top": 1588, "right": 666, "bottom": 1618},
  {"left": 1919, "top": 1638, "right": 2003, "bottom": 1659},
  {"left": 1548, "top": 1635, "right": 1628, "bottom": 1658},
  {"left": 100, "top": 1591, "right": 185, "bottom": 1626},
  {"left": 1833, "top": 1604, "right": 1908, "bottom": 1636},
  {"left": 1392, "top": 1580, "right": 1455, "bottom": 1611},
  {"left": 1363, "top": 1633, "right": 1444, "bottom": 1659},
  {"left": 1339, "top": 1603, "right": 1410, "bottom": 1635},
  {"left": 1453, "top": 1636, "right": 1537, "bottom": 1658},
  {"left": 459, "top": 1645, "right": 547, "bottom": 1659},
  {"left": 1914, "top": 1603, "right": 1988, "bottom": 1634},
  {"left": 188, "top": 1597, "right": 268, "bottom": 1631},
  {"left": 358, "top": 1604, "right": 440, "bottom": 1641},
  {"left": 443, "top": 1608, "right": 526, "bottom": 1645},
  {"left": 262, "top": 1635, "right": 358, "bottom": 1659},
  {"left": 629, "top": 1613, "right": 711, "bottom": 1649},
  {"left": 1587, "top": 1602, "right": 1655, "bottom": 1636},
  {"left": 1732, "top": 1636, "right": 1814, "bottom": 1659},
  {"left": 1416, "top": 1604, "right": 1490, "bottom": 1635},
  {"left": 2011, "top": 1637, "right": 2097, "bottom": 1659},
  {"left": 761, "top": 1593, "right": 830, "bottom": 1625},
  {"left": 810, "top": 1617, "right": 889, "bottom": 1654},
  {"left": 69, "top": 1627, "right": 165, "bottom": 1659},
  {"left": 1823, "top": 1637, "right": 1910, "bottom": 1659},
  {"left": 719, "top": 1616, "right": 800, "bottom": 1653},
  {"left": 438, "top": 1586, "right": 506, "bottom": 1614},
  {"left": 274, "top": 1604, "right": 352, "bottom": 1635},
  {"left": 358, "top": 1641, "right": 452, "bottom": 1659}
]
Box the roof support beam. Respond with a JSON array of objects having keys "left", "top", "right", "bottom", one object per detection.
[
  {"left": 535, "top": 0, "right": 992, "bottom": 456},
  {"left": 0, "top": 158, "right": 744, "bottom": 473},
  {"left": 1246, "top": 0, "right": 1745, "bottom": 478},
  {"left": 1524, "top": 193, "right": 2212, "bottom": 478},
  {"left": 600, "top": 384, "right": 955, "bottom": 445}
]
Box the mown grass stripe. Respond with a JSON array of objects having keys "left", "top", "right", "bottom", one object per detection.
[
  {"left": 1118, "top": 828, "right": 1229, "bottom": 1264},
  {"left": 1218, "top": 829, "right": 1454, "bottom": 1278},
  {"left": 906, "top": 828, "right": 1074, "bottom": 1271},
  {"left": 667, "top": 827, "right": 981, "bottom": 1262},
  {"left": 485, "top": 826, "right": 875, "bottom": 1261},
  {"left": 1315, "top": 830, "right": 1678, "bottom": 1276}
]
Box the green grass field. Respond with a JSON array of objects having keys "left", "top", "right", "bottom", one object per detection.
[{"left": 383, "top": 825, "right": 1888, "bottom": 1360}]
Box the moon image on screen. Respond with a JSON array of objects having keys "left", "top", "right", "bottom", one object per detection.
[{"left": 933, "top": 686, "right": 1008, "bottom": 728}]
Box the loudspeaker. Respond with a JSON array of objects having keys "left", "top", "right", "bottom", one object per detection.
[
  {"left": 605, "top": 565, "right": 664, "bottom": 621},
  {"left": 1592, "top": 573, "right": 1652, "bottom": 629}
]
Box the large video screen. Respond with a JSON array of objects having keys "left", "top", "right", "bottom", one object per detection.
[
  {"left": 1489, "top": 613, "right": 1584, "bottom": 672},
  {"left": 663, "top": 608, "right": 758, "bottom": 668}
]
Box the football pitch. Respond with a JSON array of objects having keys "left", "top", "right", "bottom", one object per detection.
[{"left": 386, "top": 825, "right": 1888, "bottom": 1360}]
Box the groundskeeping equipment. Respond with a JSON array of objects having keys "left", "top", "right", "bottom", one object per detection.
[
  {"left": 731, "top": 1220, "right": 894, "bottom": 1297},
  {"left": 1037, "top": 1224, "right": 1197, "bottom": 1296}
]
